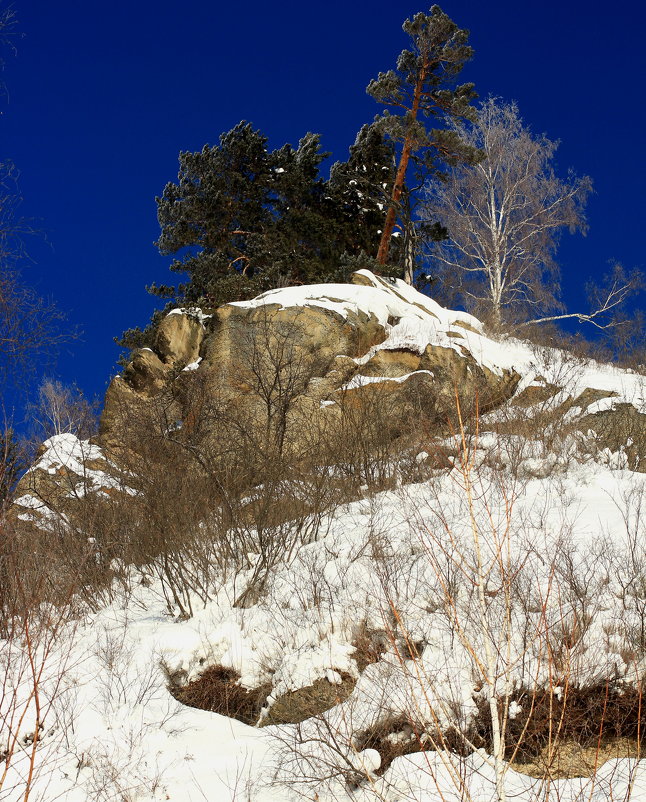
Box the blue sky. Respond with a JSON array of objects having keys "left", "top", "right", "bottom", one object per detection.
[{"left": 4, "top": 0, "right": 646, "bottom": 408}]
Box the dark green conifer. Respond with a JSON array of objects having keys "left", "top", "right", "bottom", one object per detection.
[
  {"left": 329, "top": 123, "right": 398, "bottom": 269},
  {"left": 119, "top": 118, "right": 411, "bottom": 355},
  {"left": 151, "top": 122, "right": 356, "bottom": 313},
  {"left": 154, "top": 122, "right": 275, "bottom": 307}
]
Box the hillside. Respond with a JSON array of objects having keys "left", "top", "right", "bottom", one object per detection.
[{"left": 3, "top": 273, "right": 646, "bottom": 801}]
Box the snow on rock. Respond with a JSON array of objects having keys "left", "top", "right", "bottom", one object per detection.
[
  {"left": 230, "top": 269, "right": 646, "bottom": 417},
  {"left": 230, "top": 270, "right": 504, "bottom": 374},
  {"left": 12, "top": 433, "right": 129, "bottom": 523},
  {"left": 36, "top": 432, "right": 105, "bottom": 475}
]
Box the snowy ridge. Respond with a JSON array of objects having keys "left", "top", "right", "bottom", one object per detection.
[{"left": 230, "top": 271, "right": 646, "bottom": 411}]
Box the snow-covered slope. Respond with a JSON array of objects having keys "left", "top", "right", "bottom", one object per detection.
[
  {"left": 4, "top": 275, "right": 646, "bottom": 801},
  {"left": 4, "top": 460, "right": 646, "bottom": 801}
]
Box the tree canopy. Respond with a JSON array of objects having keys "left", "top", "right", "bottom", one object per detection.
[
  {"left": 117, "top": 5, "right": 642, "bottom": 355},
  {"left": 151, "top": 121, "right": 395, "bottom": 312}
]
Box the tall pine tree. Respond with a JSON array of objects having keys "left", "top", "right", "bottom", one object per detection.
[{"left": 368, "top": 5, "right": 481, "bottom": 280}]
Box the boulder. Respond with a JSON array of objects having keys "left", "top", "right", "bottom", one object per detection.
[
  {"left": 155, "top": 311, "right": 205, "bottom": 365},
  {"left": 99, "top": 273, "right": 526, "bottom": 457}
]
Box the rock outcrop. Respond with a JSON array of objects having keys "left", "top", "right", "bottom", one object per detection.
[{"left": 99, "top": 270, "right": 523, "bottom": 456}]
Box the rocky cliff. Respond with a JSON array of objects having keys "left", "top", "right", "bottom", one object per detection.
[{"left": 12, "top": 271, "right": 646, "bottom": 525}]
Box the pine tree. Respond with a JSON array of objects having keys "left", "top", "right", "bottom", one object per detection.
[
  {"left": 152, "top": 122, "right": 353, "bottom": 311},
  {"left": 368, "top": 5, "right": 481, "bottom": 279},
  {"left": 153, "top": 122, "right": 275, "bottom": 307},
  {"left": 119, "top": 122, "right": 402, "bottom": 356},
  {"left": 268, "top": 132, "right": 347, "bottom": 287},
  {"left": 328, "top": 123, "right": 399, "bottom": 272}
]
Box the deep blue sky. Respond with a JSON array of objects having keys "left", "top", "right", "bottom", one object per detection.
[{"left": 5, "top": 0, "right": 645, "bottom": 407}]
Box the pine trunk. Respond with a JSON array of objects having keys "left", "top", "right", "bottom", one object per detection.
[{"left": 376, "top": 59, "right": 429, "bottom": 275}]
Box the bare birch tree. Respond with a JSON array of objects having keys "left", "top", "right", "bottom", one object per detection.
[
  {"left": 423, "top": 98, "right": 593, "bottom": 328},
  {"left": 27, "top": 378, "right": 98, "bottom": 442}
]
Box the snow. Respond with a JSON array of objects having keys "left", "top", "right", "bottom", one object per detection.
[
  {"left": 343, "top": 369, "right": 434, "bottom": 391},
  {"left": 5, "top": 454, "right": 646, "bottom": 800},
  {"left": 5, "top": 274, "right": 646, "bottom": 800},
  {"left": 183, "top": 356, "right": 202, "bottom": 372},
  {"left": 167, "top": 307, "right": 212, "bottom": 324},
  {"left": 36, "top": 432, "right": 105, "bottom": 475}
]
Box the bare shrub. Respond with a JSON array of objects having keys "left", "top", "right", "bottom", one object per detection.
[{"left": 0, "top": 526, "right": 77, "bottom": 801}]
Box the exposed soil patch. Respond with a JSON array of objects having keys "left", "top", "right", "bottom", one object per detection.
[
  {"left": 261, "top": 673, "right": 356, "bottom": 726},
  {"left": 355, "top": 683, "right": 645, "bottom": 779},
  {"left": 171, "top": 665, "right": 355, "bottom": 728}
]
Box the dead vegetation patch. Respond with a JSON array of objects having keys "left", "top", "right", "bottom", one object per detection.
[
  {"left": 352, "top": 623, "right": 389, "bottom": 673},
  {"left": 468, "top": 683, "right": 644, "bottom": 765},
  {"left": 169, "top": 665, "right": 271, "bottom": 726},
  {"left": 355, "top": 714, "right": 426, "bottom": 774},
  {"left": 353, "top": 683, "right": 644, "bottom": 779}
]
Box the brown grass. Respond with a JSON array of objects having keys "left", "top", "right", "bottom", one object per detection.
[
  {"left": 352, "top": 683, "right": 644, "bottom": 779},
  {"left": 512, "top": 736, "right": 640, "bottom": 779},
  {"left": 170, "top": 665, "right": 271, "bottom": 726},
  {"left": 468, "top": 683, "right": 643, "bottom": 764}
]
